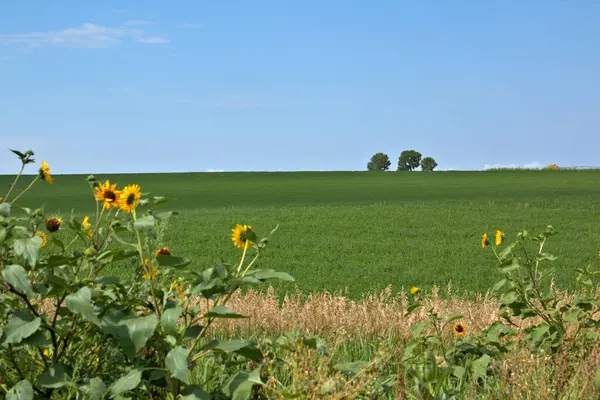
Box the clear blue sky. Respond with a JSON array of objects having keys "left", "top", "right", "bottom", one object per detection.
[{"left": 1, "top": 1, "right": 599, "bottom": 174}]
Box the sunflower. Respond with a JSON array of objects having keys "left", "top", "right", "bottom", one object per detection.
[
  {"left": 453, "top": 323, "right": 466, "bottom": 336},
  {"left": 82, "top": 216, "right": 93, "bottom": 238},
  {"left": 231, "top": 224, "right": 255, "bottom": 249},
  {"left": 495, "top": 230, "right": 504, "bottom": 246},
  {"left": 155, "top": 247, "right": 171, "bottom": 256},
  {"left": 43, "top": 348, "right": 50, "bottom": 357},
  {"left": 481, "top": 233, "right": 489, "bottom": 248},
  {"left": 410, "top": 286, "right": 419, "bottom": 295},
  {"left": 95, "top": 180, "right": 121, "bottom": 209},
  {"left": 119, "top": 184, "right": 141, "bottom": 213},
  {"left": 45, "top": 217, "right": 62, "bottom": 232},
  {"left": 36, "top": 231, "right": 47, "bottom": 248},
  {"left": 39, "top": 161, "right": 53, "bottom": 184}
]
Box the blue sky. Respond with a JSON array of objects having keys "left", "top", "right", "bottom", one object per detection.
[{"left": 1, "top": 1, "right": 599, "bottom": 174}]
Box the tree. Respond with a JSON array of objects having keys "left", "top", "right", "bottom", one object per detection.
[
  {"left": 367, "top": 152, "right": 391, "bottom": 171},
  {"left": 421, "top": 157, "right": 438, "bottom": 171},
  {"left": 397, "top": 150, "right": 422, "bottom": 171}
]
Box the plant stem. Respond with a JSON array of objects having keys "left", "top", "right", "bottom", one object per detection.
[
  {"left": 3, "top": 163, "right": 25, "bottom": 201},
  {"left": 10, "top": 175, "right": 39, "bottom": 204}
]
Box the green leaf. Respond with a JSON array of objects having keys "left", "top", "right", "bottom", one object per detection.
[
  {"left": 101, "top": 312, "right": 158, "bottom": 358},
  {"left": 133, "top": 216, "right": 155, "bottom": 232},
  {"left": 492, "top": 278, "right": 507, "bottom": 292},
  {"left": 204, "top": 305, "right": 248, "bottom": 319},
  {"left": 156, "top": 255, "right": 190, "bottom": 268},
  {"left": 594, "top": 368, "right": 600, "bottom": 390},
  {"left": 165, "top": 346, "right": 190, "bottom": 384},
  {"left": 411, "top": 321, "right": 429, "bottom": 339},
  {"left": 249, "top": 269, "right": 294, "bottom": 282},
  {"left": 6, "top": 380, "right": 33, "bottom": 400},
  {"left": 65, "top": 287, "right": 101, "bottom": 326},
  {"left": 110, "top": 367, "right": 143, "bottom": 398},
  {"left": 204, "top": 339, "right": 263, "bottom": 362},
  {"left": 23, "top": 330, "right": 50, "bottom": 347},
  {"left": 85, "top": 378, "right": 107, "bottom": 400},
  {"left": 335, "top": 361, "right": 371, "bottom": 375},
  {"left": 452, "top": 366, "right": 466, "bottom": 379},
  {"left": 0, "top": 202, "right": 10, "bottom": 217},
  {"left": 0, "top": 226, "right": 7, "bottom": 244},
  {"left": 442, "top": 314, "right": 464, "bottom": 324},
  {"left": 37, "top": 364, "right": 72, "bottom": 388},
  {"left": 14, "top": 237, "right": 42, "bottom": 267},
  {"left": 404, "top": 303, "right": 422, "bottom": 317},
  {"left": 181, "top": 386, "right": 210, "bottom": 400},
  {"left": 223, "top": 369, "right": 263, "bottom": 400},
  {"left": 1, "top": 309, "right": 41, "bottom": 345},
  {"left": 3, "top": 264, "right": 35, "bottom": 297},
  {"left": 472, "top": 354, "right": 491, "bottom": 378},
  {"left": 499, "top": 261, "right": 520, "bottom": 274},
  {"left": 161, "top": 306, "right": 182, "bottom": 337}
]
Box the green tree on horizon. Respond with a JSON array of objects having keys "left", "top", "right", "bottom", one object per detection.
[
  {"left": 367, "top": 152, "right": 391, "bottom": 171},
  {"left": 397, "top": 150, "right": 422, "bottom": 171}
]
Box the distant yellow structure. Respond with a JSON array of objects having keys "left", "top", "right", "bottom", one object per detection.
[{"left": 546, "top": 163, "right": 560, "bottom": 170}]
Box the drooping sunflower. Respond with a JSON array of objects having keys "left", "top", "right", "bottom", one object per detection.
[
  {"left": 231, "top": 224, "right": 255, "bottom": 249},
  {"left": 453, "top": 323, "right": 466, "bottom": 336},
  {"left": 410, "top": 286, "right": 420, "bottom": 295},
  {"left": 95, "top": 180, "right": 121, "bottom": 209},
  {"left": 495, "top": 230, "right": 504, "bottom": 246},
  {"left": 119, "top": 184, "right": 141, "bottom": 213},
  {"left": 45, "top": 217, "right": 62, "bottom": 232},
  {"left": 82, "top": 216, "right": 93, "bottom": 238},
  {"left": 481, "top": 233, "right": 489, "bottom": 248},
  {"left": 36, "top": 231, "right": 47, "bottom": 248},
  {"left": 39, "top": 161, "right": 53, "bottom": 184},
  {"left": 155, "top": 247, "right": 171, "bottom": 256}
]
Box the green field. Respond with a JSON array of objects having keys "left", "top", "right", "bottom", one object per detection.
[{"left": 2, "top": 170, "right": 600, "bottom": 298}]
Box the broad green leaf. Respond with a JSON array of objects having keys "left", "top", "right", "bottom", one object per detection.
[
  {"left": 85, "top": 377, "right": 107, "bottom": 400},
  {"left": 404, "top": 303, "right": 422, "bottom": 317},
  {"left": 65, "top": 287, "right": 101, "bottom": 326},
  {"left": 6, "top": 380, "right": 33, "bottom": 400},
  {"left": 184, "top": 325, "right": 204, "bottom": 339},
  {"left": 1, "top": 309, "right": 41, "bottom": 345},
  {"left": 110, "top": 367, "right": 143, "bottom": 398},
  {"left": 103, "top": 314, "right": 158, "bottom": 358},
  {"left": 594, "top": 368, "right": 600, "bottom": 390},
  {"left": 3, "top": 264, "right": 35, "bottom": 297},
  {"left": 472, "top": 354, "right": 491, "bottom": 378},
  {"left": 181, "top": 386, "right": 210, "bottom": 400},
  {"left": 14, "top": 237, "right": 42, "bottom": 267},
  {"left": 204, "top": 339, "right": 263, "bottom": 362},
  {"left": 37, "top": 364, "right": 72, "bottom": 388},
  {"left": 249, "top": 269, "right": 294, "bottom": 282},
  {"left": 223, "top": 369, "right": 263, "bottom": 400},
  {"left": 161, "top": 306, "right": 182, "bottom": 337},
  {"left": 165, "top": 346, "right": 190, "bottom": 384},
  {"left": 335, "top": 361, "right": 371, "bottom": 375},
  {"left": 492, "top": 278, "right": 507, "bottom": 292},
  {"left": 411, "top": 321, "right": 429, "bottom": 339},
  {"left": 452, "top": 366, "right": 466, "bottom": 379},
  {"left": 133, "top": 216, "right": 155, "bottom": 232},
  {"left": 156, "top": 255, "right": 190, "bottom": 268},
  {"left": 0, "top": 226, "right": 7, "bottom": 243},
  {"left": 204, "top": 305, "right": 247, "bottom": 319},
  {"left": 442, "top": 314, "right": 464, "bottom": 324},
  {"left": 0, "top": 202, "right": 10, "bottom": 217},
  {"left": 24, "top": 330, "right": 49, "bottom": 347},
  {"left": 303, "top": 336, "right": 329, "bottom": 353}
]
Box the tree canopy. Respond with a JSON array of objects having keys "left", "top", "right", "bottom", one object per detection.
[
  {"left": 367, "top": 152, "right": 391, "bottom": 172},
  {"left": 421, "top": 157, "right": 438, "bottom": 172},
  {"left": 397, "top": 150, "right": 422, "bottom": 171}
]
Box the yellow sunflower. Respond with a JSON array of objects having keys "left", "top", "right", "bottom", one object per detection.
[
  {"left": 95, "top": 180, "right": 121, "bottom": 209},
  {"left": 495, "top": 230, "right": 504, "bottom": 246},
  {"left": 45, "top": 217, "right": 62, "bottom": 233},
  {"left": 231, "top": 224, "right": 255, "bottom": 249},
  {"left": 82, "top": 216, "right": 93, "bottom": 238},
  {"left": 155, "top": 247, "right": 171, "bottom": 256},
  {"left": 453, "top": 323, "right": 466, "bottom": 336},
  {"left": 481, "top": 233, "right": 489, "bottom": 248},
  {"left": 39, "top": 161, "right": 53, "bottom": 184},
  {"left": 36, "top": 231, "right": 47, "bottom": 248},
  {"left": 410, "top": 286, "right": 419, "bottom": 295},
  {"left": 142, "top": 258, "right": 158, "bottom": 280},
  {"left": 119, "top": 184, "right": 141, "bottom": 213}
]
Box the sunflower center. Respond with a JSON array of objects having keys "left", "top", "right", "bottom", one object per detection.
[
  {"left": 126, "top": 193, "right": 136, "bottom": 205},
  {"left": 456, "top": 326, "right": 464, "bottom": 332},
  {"left": 240, "top": 231, "right": 247, "bottom": 242},
  {"left": 104, "top": 190, "right": 116, "bottom": 202}
]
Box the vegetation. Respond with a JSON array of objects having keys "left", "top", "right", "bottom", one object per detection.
[
  {"left": 397, "top": 150, "right": 423, "bottom": 171},
  {"left": 421, "top": 157, "right": 438, "bottom": 172},
  {"left": 367, "top": 152, "right": 391, "bottom": 172},
  {"left": 1, "top": 149, "right": 599, "bottom": 399}
]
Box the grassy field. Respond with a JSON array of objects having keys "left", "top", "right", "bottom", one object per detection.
[{"left": 2, "top": 170, "right": 600, "bottom": 298}]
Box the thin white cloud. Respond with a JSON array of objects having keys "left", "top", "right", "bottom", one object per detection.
[
  {"left": 137, "top": 36, "right": 170, "bottom": 44},
  {"left": 0, "top": 23, "right": 169, "bottom": 49},
  {"left": 482, "top": 162, "right": 545, "bottom": 170},
  {"left": 206, "top": 169, "right": 224, "bottom": 172},
  {"left": 179, "top": 23, "right": 203, "bottom": 29},
  {"left": 0, "top": 56, "right": 12, "bottom": 61}
]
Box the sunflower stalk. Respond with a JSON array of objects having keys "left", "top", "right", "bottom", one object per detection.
[
  {"left": 3, "top": 163, "right": 25, "bottom": 202},
  {"left": 10, "top": 175, "right": 39, "bottom": 205}
]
